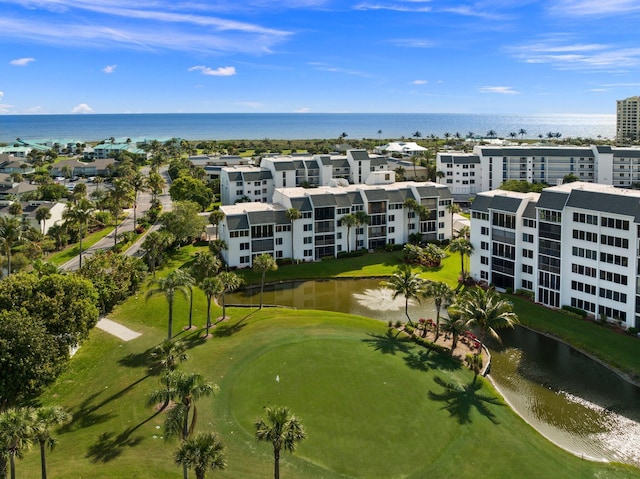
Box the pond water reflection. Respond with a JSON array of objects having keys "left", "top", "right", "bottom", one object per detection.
[{"left": 227, "top": 278, "right": 640, "bottom": 467}]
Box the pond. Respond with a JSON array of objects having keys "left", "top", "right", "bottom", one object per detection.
[{"left": 227, "top": 278, "right": 640, "bottom": 467}]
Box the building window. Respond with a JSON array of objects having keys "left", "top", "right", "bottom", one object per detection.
[{"left": 303, "top": 236, "right": 312, "bottom": 244}]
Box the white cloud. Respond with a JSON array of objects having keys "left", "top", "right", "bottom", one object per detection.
[
  {"left": 102, "top": 64, "right": 117, "bottom": 73},
  {"left": 354, "top": 2, "right": 432, "bottom": 13},
  {"left": 9, "top": 57, "right": 35, "bottom": 66},
  {"left": 294, "top": 107, "right": 311, "bottom": 113},
  {"left": 510, "top": 39, "right": 640, "bottom": 72},
  {"left": 188, "top": 65, "right": 237, "bottom": 76},
  {"left": 479, "top": 86, "right": 520, "bottom": 95},
  {"left": 390, "top": 38, "right": 435, "bottom": 48},
  {"left": 236, "top": 101, "right": 262, "bottom": 108},
  {"left": 550, "top": 0, "right": 640, "bottom": 16},
  {"left": 412, "top": 79, "right": 428, "bottom": 85},
  {"left": 0, "top": 91, "right": 3, "bottom": 100},
  {"left": 71, "top": 103, "right": 94, "bottom": 114}
]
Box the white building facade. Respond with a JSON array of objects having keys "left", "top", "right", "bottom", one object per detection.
[
  {"left": 437, "top": 145, "right": 640, "bottom": 195},
  {"left": 470, "top": 183, "right": 640, "bottom": 329},
  {"left": 219, "top": 181, "right": 453, "bottom": 268}
]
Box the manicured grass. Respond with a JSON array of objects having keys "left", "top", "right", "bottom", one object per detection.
[
  {"left": 235, "top": 249, "right": 460, "bottom": 288},
  {"left": 19, "top": 298, "right": 640, "bottom": 478},
  {"left": 47, "top": 226, "right": 116, "bottom": 265}
]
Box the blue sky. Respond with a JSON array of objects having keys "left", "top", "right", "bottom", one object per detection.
[{"left": 1, "top": 0, "right": 639, "bottom": 115}]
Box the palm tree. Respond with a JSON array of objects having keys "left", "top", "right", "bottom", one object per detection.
[
  {"left": 208, "top": 210, "right": 225, "bottom": 241},
  {"left": 142, "top": 230, "right": 174, "bottom": 277},
  {"left": 253, "top": 253, "right": 278, "bottom": 309},
  {"left": 353, "top": 211, "right": 369, "bottom": 251},
  {"left": 448, "top": 237, "right": 474, "bottom": 279},
  {"left": 147, "top": 171, "right": 166, "bottom": 202},
  {"left": 423, "top": 281, "right": 455, "bottom": 340},
  {"left": 200, "top": 277, "right": 224, "bottom": 336},
  {"left": 175, "top": 432, "right": 226, "bottom": 479},
  {"left": 0, "top": 216, "right": 23, "bottom": 275},
  {"left": 32, "top": 406, "right": 70, "bottom": 479},
  {"left": 454, "top": 287, "right": 519, "bottom": 356},
  {"left": 150, "top": 371, "right": 217, "bottom": 479},
  {"left": 146, "top": 269, "right": 193, "bottom": 340},
  {"left": 446, "top": 203, "right": 461, "bottom": 239},
  {"left": 34, "top": 206, "right": 51, "bottom": 236},
  {"left": 381, "top": 264, "right": 424, "bottom": 325},
  {"left": 440, "top": 310, "right": 469, "bottom": 356},
  {"left": 486, "top": 129, "right": 497, "bottom": 139},
  {"left": 107, "top": 178, "right": 133, "bottom": 247},
  {"left": 190, "top": 251, "right": 221, "bottom": 283},
  {"left": 130, "top": 171, "right": 147, "bottom": 230},
  {"left": 151, "top": 339, "right": 189, "bottom": 372},
  {"left": 62, "top": 198, "right": 95, "bottom": 268},
  {"left": 217, "top": 271, "right": 243, "bottom": 320},
  {"left": 285, "top": 208, "right": 301, "bottom": 260},
  {"left": 340, "top": 213, "right": 357, "bottom": 253},
  {"left": 255, "top": 406, "right": 306, "bottom": 479},
  {"left": 0, "top": 407, "right": 34, "bottom": 479},
  {"left": 518, "top": 128, "right": 527, "bottom": 140}
]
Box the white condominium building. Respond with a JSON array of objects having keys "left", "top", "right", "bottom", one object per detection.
[
  {"left": 617, "top": 96, "right": 640, "bottom": 142},
  {"left": 470, "top": 182, "right": 640, "bottom": 329},
  {"left": 219, "top": 150, "right": 390, "bottom": 206},
  {"left": 219, "top": 181, "right": 453, "bottom": 268},
  {"left": 437, "top": 144, "right": 640, "bottom": 195}
]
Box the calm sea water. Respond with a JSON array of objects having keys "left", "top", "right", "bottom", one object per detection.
[{"left": 0, "top": 113, "right": 615, "bottom": 143}]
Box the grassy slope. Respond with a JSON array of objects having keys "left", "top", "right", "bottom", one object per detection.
[{"left": 20, "top": 296, "right": 640, "bottom": 478}]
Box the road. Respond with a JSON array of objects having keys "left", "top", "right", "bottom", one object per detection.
[{"left": 60, "top": 166, "right": 172, "bottom": 271}]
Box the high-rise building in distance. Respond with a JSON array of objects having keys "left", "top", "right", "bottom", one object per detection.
[{"left": 617, "top": 96, "right": 640, "bottom": 141}]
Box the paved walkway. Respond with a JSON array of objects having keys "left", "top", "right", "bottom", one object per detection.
[{"left": 96, "top": 317, "right": 141, "bottom": 341}]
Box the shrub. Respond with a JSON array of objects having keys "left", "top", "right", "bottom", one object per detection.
[
  {"left": 561, "top": 305, "right": 587, "bottom": 319},
  {"left": 626, "top": 327, "right": 639, "bottom": 336}
]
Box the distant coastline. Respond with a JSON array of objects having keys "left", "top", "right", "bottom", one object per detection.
[{"left": 0, "top": 112, "right": 616, "bottom": 143}]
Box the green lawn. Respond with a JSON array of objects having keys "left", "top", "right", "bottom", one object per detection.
[
  {"left": 235, "top": 249, "right": 460, "bottom": 288},
  {"left": 18, "top": 295, "right": 640, "bottom": 478},
  {"left": 46, "top": 226, "right": 115, "bottom": 265}
]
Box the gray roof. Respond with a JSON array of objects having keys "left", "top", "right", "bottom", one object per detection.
[
  {"left": 536, "top": 190, "right": 569, "bottom": 210},
  {"left": 310, "top": 194, "right": 337, "bottom": 207},
  {"left": 362, "top": 189, "right": 389, "bottom": 201},
  {"left": 347, "top": 191, "right": 364, "bottom": 205},
  {"left": 415, "top": 185, "right": 452, "bottom": 199},
  {"left": 479, "top": 147, "right": 594, "bottom": 158},
  {"left": 370, "top": 157, "right": 388, "bottom": 167},
  {"left": 290, "top": 197, "right": 313, "bottom": 212},
  {"left": 439, "top": 155, "right": 480, "bottom": 164},
  {"left": 596, "top": 146, "right": 613, "bottom": 154},
  {"left": 226, "top": 214, "right": 249, "bottom": 231},
  {"left": 387, "top": 188, "right": 416, "bottom": 203},
  {"left": 226, "top": 171, "right": 242, "bottom": 182},
  {"left": 613, "top": 149, "right": 640, "bottom": 159},
  {"left": 317, "top": 155, "right": 332, "bottom": 166},
  {"left": 243, "top": 170, "right": 272, "bottom": 181},
  {"left": 470, "top": 194, "right": 492, "bottom": 213},
  {"left": 565, "top": 189, "right": 640, "bottom": 221},
  {"left": 349, "top": 150, "right": 369, "bottom": 161},
  {"left": 272, "top": 161, "right": 295, "bottom": 171},
  {"left": 334, "top": 194, "right": 351, "bottom": 207},
  {"left": 523, "top": 201, "right": 538, "bottom": 219},
  {"left": 305, "top": 159, "right": 319, "bottom": 169},
  {"left": 247, "top": 210, "right": 284, "bottom": 225},
  {"left": 331, "top": 158, "right": 350, "bottom": 168},
  {"left": 488, "top": 195, "right": 523, "bottom": 213}
]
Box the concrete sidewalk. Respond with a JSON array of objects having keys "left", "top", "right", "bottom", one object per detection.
[{"left": 96, "top": 317, "right": 141, "bottom": 341}]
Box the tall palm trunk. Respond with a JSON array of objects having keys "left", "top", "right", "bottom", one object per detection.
[
  {"left": 167, "top": 300, "right": 174, "bottom": 340},
  {"left": 205, "top": 295, "right": 212, "bottom": 336},
  {"left": 40, "top": 441, "right": 47, "bottom": 479},
  {"left": 274, "top": 448, "right": 280, "bottom": 479}
]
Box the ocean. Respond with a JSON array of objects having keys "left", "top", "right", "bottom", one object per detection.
[{"left": 0, "top": 112, "right": 616, "bottom": 143}]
